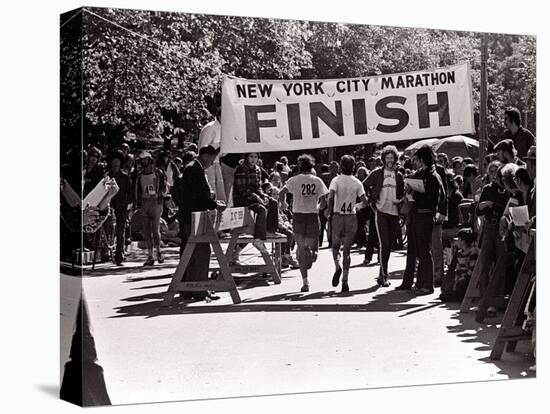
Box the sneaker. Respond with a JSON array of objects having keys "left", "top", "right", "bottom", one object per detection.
[
  {"left": 157, "top": 252, "right": 165, "bottom": 264},
  {"left": 300, "top": 284, "right": 310, "bottom": 292},
  {"left": 341, "top": 281, "right": 350, "bottom": 292},
  {"left": 395, "top": 284, "right": 412, "bottom": 291},
  {"left": 377, "top": 277, "right": 391, "bottom": 287},
  {"left": 287, "top": 256, "right": 299, "bottom": 269},
  {"left": 415, "top": 287, "right": 434, "bottom": 295},
  {"left": 332, "top": 267, "right": 342, "bottom": 287},
  {"left": 143, "top": 257, "right": 154, "bottom": 266},
  {"left": 252, "top": 238, "right": 268, "bottom": 254}
]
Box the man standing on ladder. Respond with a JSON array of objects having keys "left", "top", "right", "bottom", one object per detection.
[
  {"left": 326, "top": 155, "right": 368, "bottom": 293},
  {"left": 279, "top": 154, "right": 329, "bottom": 292}
]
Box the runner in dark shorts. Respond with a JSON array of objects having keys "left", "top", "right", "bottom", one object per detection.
[{"left": 279, "top": 155, "right": 328, "bottom": 292}]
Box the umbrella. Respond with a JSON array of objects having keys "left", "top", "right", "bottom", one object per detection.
[
  {"left": 403, "top": 138, "right": 440, "bottom": 156},
  {"left": 433, "top": 136, "right": 479, "bottom": 161},
  {"left": 404, "top": 135, "right": 479, "bottom": 161}
]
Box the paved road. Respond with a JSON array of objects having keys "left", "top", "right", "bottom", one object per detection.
[{"left": 61, "top": 243, "right": 534, "bottom": 405}]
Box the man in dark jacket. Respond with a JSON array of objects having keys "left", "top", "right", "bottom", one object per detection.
[
  {"left": 397, "top": 145, "right": 443, "bottom": 295},
  {"left": 108, "top": 150, "right": 133, "bottom": 265},
  {"left": 173, "top": 145, "right": 226, "bottom": 300},
  {"left": 432, "top": 159, "right": 449, "bottom": 286},
  {"left": 363, "top": 145, "right": 404, "bottom": 287}
]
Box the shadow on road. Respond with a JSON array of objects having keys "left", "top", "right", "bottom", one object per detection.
[
  {"left": 109, "top": 280, "right": 441, "bottom": 319},
  {"left": 444, "top": 307, "right": 535, "bottom": 380}
]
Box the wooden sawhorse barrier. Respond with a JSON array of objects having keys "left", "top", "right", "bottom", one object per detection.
[
  {"left": 162, "top": 207, "right": 252, "bottom": 306},
  {"left": 220, "top": 234, "right": 285, "bottom": 283},
  {"left": 162, "top": 207, "right": 285, "bottom": 306},
  {"left": 490, "top": 229, "right": 536, "bottom": 360}
]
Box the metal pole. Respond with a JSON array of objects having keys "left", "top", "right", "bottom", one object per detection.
[{"left": 479, "top": 33, "right": 488, "bottom": 175}]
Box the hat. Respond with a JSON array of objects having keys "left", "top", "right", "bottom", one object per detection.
[
  {"left": 87, "top": 146, "right": 102, "bottom": 159},
  {"left": 493, "top": 139, "right": 515, "bottom": 154},
  {"left": 524, "top": 145, "right": 536, "bottom": 160},
  {"left": 139, "top": 151, "right": 153, "bottom": 160},
  {"left": 198, "top": 145, "right": 220, "bottom": 156}
]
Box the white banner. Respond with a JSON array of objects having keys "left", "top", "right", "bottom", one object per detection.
[{"left": 220, "top": 62, "right": 475, "bottom": 153}]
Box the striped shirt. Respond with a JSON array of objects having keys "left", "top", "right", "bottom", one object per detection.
[{"left": 455, "top": 246, "right": 479, "bottom": 280}]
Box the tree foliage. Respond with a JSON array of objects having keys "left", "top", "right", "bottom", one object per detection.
[{"left": 61, "top": 7, "right": 536, "bottom": 150}]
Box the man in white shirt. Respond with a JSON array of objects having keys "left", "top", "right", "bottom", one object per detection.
[
  {"left": 363, "top": 145, "right": 405, "bottom": 287},
  {"left": 326, "top": 155, "right": 368, "bottom": 293},
  {"left": 198, "top": 109, "right": 226, "bottom": 203},
  {"left": 279, "top": 154, "right": 329, "bottom": 292}
]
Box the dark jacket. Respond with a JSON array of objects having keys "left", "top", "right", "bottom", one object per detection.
[
  {"left": 173, "top": 160, "right": 217, "bottom": 224},
  {"left": 475, "top": 182, "right": 509, "bottom": 222},
  {"left": 135, "top": 167, "right": 167, "bottom": 207},
  {"left": 434, "top": 164, "right": 449, "bottom": 217},
  {"left": 362, "top": 166, "right": 404, "bottom": 205},
  {"left": 411, "top": 165, "right": 442, "bottom": 215},
  {"left": 110, "top": 170, "right": 133, "bottom": 213},
  {"left": 83, "top": 163, "right": 105, "bottom": 197}
]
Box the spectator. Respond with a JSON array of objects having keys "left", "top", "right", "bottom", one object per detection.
[
  {"left": 354, "top": 167, "right": 369, "bottom": 248},
  {"left": 233, "top": 152, "right": 281, "bottom": 255},
  {"left": 269, "top": 171, "right": 283, "bottom": 189},
  {"left": 198, "top": 109, "right": 226, "bottom": 202},
  {"left": 462, "top": 164, "right": 481, "bottom": 199},
  {"left": 135, "top": 151, "right": 168, "bottom": 266},
  {"left": 83, "top": 146, "right": 104, "bottom": 197},
  {"left": 397, "top": 145, "right": 443, "bottom": 295},
  {"left": 280, "top": 156, "right": 291, "bottom": 175},
  {"left": 108, "top": 150, "right": 133, "bottom": 266},
  {"left": 502, "top": 107, "right": 535, "bottom": 159},
  {"left": 494, "top": 139, "right": 526, "bottom": 167},
  {"left": 318, "top": 164, "right": 331, "bottom": 245},
  {"left": 475, "top": 162, "right": 510, "bottom": 316},
  {"left": 440, "top": 228, "right": 479, "bottom": 302},
  {"left": 172, "top": 145, "right": 226, "bottom": 301},
  {"left": 437, "top": 153, "right": 450, "bottom": 169},
  {"left": 442, "top": 176, "right": 464, "bottom": 247},
  {"left": 362, "top": 145, "right": 404, "bottom": 287},
  {"left": 451, "top": 156, "right": 464, "bottom": 176}
]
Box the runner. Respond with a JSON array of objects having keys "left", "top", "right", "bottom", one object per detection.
[
  {"left": 279, "top": 154, "right": 329, "bottom": 292},
  {"left": 326, "top": 155, "right": 368, "bottom": 292}
]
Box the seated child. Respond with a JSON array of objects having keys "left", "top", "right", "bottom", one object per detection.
[{"left": 440, "top": 228, "right": 479, "bottom": 302}]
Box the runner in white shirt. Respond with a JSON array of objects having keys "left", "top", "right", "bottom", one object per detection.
[
  {"left": 326, "top": 155, "right": 368, "bottom": 292},
  {"left": 279, "top": 155, "right": 328, "bottom": 292}
]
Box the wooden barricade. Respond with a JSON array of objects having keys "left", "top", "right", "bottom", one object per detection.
[
  {"left": 459, "top": 247, "right": 484, "bottom": 313},
  {"left": 221, "top": 234, "right": 284, "bottom": 284},
  {"left": 490, "top": 229, "right": 536, "bottom": 360},
  {"left": 162, "top": 207, "right": 254, "bottom": 306}
]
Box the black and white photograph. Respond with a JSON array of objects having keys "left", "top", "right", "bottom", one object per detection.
[
  {"left": 57, "top": 4, "right": 540, "bottom": 407},
  {"left": 5, "top": 1, "right": 548, "bottom": 412}
]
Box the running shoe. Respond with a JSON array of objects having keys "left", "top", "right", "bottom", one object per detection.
[
  {"left": 157, "top": 252, "right": 165, "bottom": 264},
  {"left": 300, "top": 284, "right": 310, "bottom": 292},
  {"left": 143, "top": 257, "right": 154, "bottom": 266},
  {"left": 332, "top": 267, "right": 342, "bottom": 287},
  {"left": 341, "top": 281, "right": 350, "bottom": 292}
]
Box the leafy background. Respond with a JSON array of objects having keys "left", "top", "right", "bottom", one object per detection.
[{"left": 60, "top": 7, "right": 536, "bottom": 160}]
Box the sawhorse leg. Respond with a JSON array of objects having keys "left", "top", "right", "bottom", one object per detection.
[
  {"left": 490, "top": 240, "right": 536, "bottom": 360},
  {"left": 460, "top": 255, "right": 483, "bottom": 313},
  {"left": 162, "top": 242, "right": 196, "bottom": 307}
]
